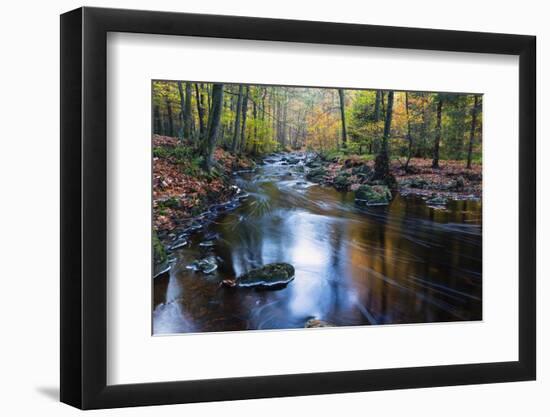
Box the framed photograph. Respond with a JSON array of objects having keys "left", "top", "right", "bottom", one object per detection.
[{"left": 60, "top": 6, "right": 536, "bottom": 409}]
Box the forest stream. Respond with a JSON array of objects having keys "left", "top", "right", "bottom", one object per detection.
[{"left": 153, "top": 152, "right": 482, "bottom": 334}]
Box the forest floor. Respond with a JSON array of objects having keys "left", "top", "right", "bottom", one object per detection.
[
  {"left": 314, "top": 154, "right": 482, "bottom": 200},
  {"left": 153, "top": 135, "right": 256, "bottom": 234}
]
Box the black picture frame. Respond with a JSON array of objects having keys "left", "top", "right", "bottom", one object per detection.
[{"left": 60, "top": 6, "right": 536, "bottom": 410}]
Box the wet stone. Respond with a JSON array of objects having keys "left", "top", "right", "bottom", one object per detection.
[
  {"left": 169, "top": 239, "right": 188, "bottom": 250},
  {"left": 224, "top": 263, "right": 295, "bottom": 290},
  {"left": 333, "top": 174, "right": 351, "bottom": 190},
  {"left": 186, "top": 256, "right": 218, "bottom": 274},
  {"left": 305, "top": 319, "right": 336, "bottom": 328},
  {"left": 355, "top": 184, "right": 392, "bottom": 206},
  {"left": 306, "top": 167, "right": 327, "bottom": 183},
  {"left": 426, "top": 195, "right": 448, "bottom": 206}
]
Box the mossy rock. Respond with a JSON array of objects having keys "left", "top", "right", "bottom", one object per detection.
[
  {"left": 305, "top": 159, "right": 322, "bottom": 168},
  {"left": 403, "top": 178, "right": 429, "bottom": 189},
  {"left": 351, "top": 164, "right": 372, "bottom": 176},
  {"left": 186, "top": 256, "right": 218, "bottom": 274},
  {"left": 445, "top": 176, "right": 465, "bottom": 191},
  {"left": 153, "top": 232, "right": 167, "bottom": 265},
  {"left": 333, "top": 175, "right": 351, "bottom": 190},
  {"left": 305, "top": 319, "right": 336, "bottom": 328},
  {"left": 306, "top": 167, "right": 327, "bottom": 182},
  {"left": 226, "top": 263, "right": 295, "bottom": 290},
  {"left": 355, "top": 184, "right": 392, "bottom": 206}
]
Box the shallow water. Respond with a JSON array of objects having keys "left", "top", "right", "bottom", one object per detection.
[{"left": 153, "top": 154, "right": 482, "bottom": 334}]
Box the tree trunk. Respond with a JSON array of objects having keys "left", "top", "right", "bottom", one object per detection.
[
  {"left": 195, "top": 83, "right": 206, "bottom": 141},
  {"left": 252, "top": 94, "right": 258, "bottom": 154},
  {"left": 418, "top": 95, "right": 428, "bottom": 158},
  {"left": 432, "top": 97, "right": 443, "bottom": 168},
  {"left": 239, "top": 86, "right": 249, "bottom": 152},
  {"left": 177, "top": 82, "right": 186, "bottom": 140},
  {"left": 374, "top": 90, "right": 382, "bottom": 122},
  {"left": 202, "top": 84, "right": 224, "bottom": 172},
  {"left": 373, "top": 90, "right": 394, "bottom": 184},
  {"left": 466, "top": 95, "right": 479, "bottom": 169},
  {"left": 153, "top": 105, "right": 162, "bottom": 135},
  {"left": 404, "top": 92, "right": 413, "bottom": 171},
  {"left": 184, "top": 83, "right": 193, "bottom": 141},
  {"left": 381, "top": 91, "right": 386, "bottom": 120},
  {"left": 281, "top": 96, "right": 287, "bottom": 148},
  {"left": 165, "top": 98, "right": 174, "bottom": 137},
  {"left": 231, "top": 85, "right": 243, "bottom": 152},
  {"left": 271, "top": 89, "right": 277, "bottom": 142},
  {"left": 338, "top": 89, "right": 347, "bottom": 148}
]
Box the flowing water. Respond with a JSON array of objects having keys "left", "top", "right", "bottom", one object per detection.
[{"left": 153, "top": 154, "right": 482, "bottom": 334}]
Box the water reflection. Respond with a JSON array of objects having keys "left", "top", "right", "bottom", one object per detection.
[{"left": 153, "top": 157, "right": 482, "bottom": 334}]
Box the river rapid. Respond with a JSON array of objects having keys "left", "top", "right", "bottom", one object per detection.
[{"left": 153, "top": 153, "right": 482, "bottom": 334}]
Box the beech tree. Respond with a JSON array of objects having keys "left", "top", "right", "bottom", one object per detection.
[
  {"left": 202, "top": 84, "right": 224, "bottom": 172},
  {"left": 432, "top": 95, "right": 443, "bottom": 168},
  {"left": 466, "top": 95, "right": 480, "bottom": 169},
  {"left": 404, "top": 92, "right": 413, "bottom": 171},
  {"left": 231, "top": 85, "right": 244, "bottom": 152},
  {"left": 373, "top": 90, "right": 394, "bottom": 183},
  {"left": 195, "top": 83, "right": 206, "bottom": 141},
  {"left": 239, "top": 86, "right": 249, "bottom": 152},
  {"left": 338, "top": 89, "right": 347, "bottom": 148}
]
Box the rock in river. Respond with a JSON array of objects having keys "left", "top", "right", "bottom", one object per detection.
[
  {"left": 354, "top": 184, "right": 392, "bottom": 206},
  {"left": 223, "top": 263, "right": 295, "bottom": 290},
  {"left": 305, "top": 319, "right": 336, "bottom": 328},
  {"left": 186, "top": 256, "right": 218, "bottom": 274},
  {"left": 426, "top": 194, "right": 448, "bottom": 206},
  {"left": 306, "top": 167, "right": 327, "bottom": 183}
]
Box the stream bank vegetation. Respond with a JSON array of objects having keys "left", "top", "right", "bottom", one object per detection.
[{"left": 152, "top": 80, "right": 482, "bottom": 288}]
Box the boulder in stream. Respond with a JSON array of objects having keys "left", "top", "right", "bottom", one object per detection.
[
  {"left": 333, "top": 173, "right": 351, "bottom": 190},
  {"left": 223, "top": 263, "right": 295, "bottom": 290},
  {"left": 305, "top": 319, "right": 336, "bottom": 328},
  {"left": 186, "top": 256, "right": 218, "bottom": 274},
  {"left": 354, "top": 184, "right": 392, "bottom": 206},
  {"left": 306, "top": 167, "right": 327, "bottom": 183},
  {"left": 426, "top": 194, "right": 448, "bottom": 206}
]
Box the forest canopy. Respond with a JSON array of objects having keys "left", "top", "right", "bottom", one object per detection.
[{"left": 152, "top": 81, "right": 482, "bottom": 173}]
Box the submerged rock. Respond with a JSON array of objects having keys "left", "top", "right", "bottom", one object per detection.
[
  {"left": 354, "top": 184, "right": 392, "bottom": 206},
  {"left": 426, "top": 194, "right": 448, "bottom": 206},
  {"left": 305, "top": 319, "right": 336, "bottom": 328},
  {"left": 223, "top": 263, "right": 295, "bottom": 290},
  {"left": 153, "top": 262, "right": 171, "bottom": 279},
  {"left": 186, "top": 256, "right": 218, "bottom": 274},
  {"left": 169, "top": 239, "right": 188, "bottom": 250},
  {"left": 199, "top": 240, "right": 215, "bottom": 247}
]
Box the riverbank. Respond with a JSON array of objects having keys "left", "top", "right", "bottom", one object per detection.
[
  {"left": 153, "top": 144, "right": 482, "bottom": 274},
  {"left": 152, "top": 135, "right": 256, "bottom": 270},
  {"left": 305, "top": 153, "right": 482, "bottom": 201}
]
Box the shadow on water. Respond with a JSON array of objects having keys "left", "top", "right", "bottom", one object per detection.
[{"left": 153, "top": 155, "right": 482, "bottom": 334}]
